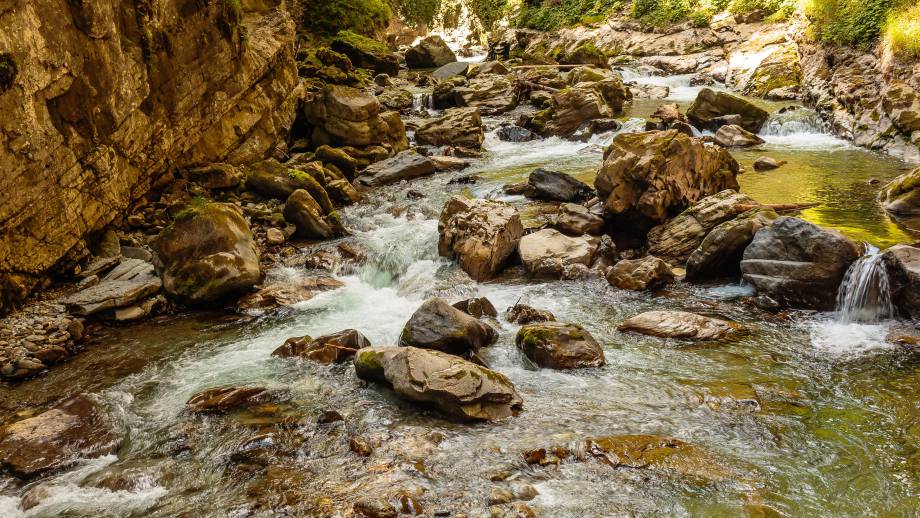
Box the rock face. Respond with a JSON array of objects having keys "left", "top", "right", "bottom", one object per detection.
[
  {"left": 618, "top": 311, "right": 736, "bottom": 340},
  {"left": 438, "top": 196, "right": 524, "bottom": 281},
  {"left": 272, "top": 329, "right": 371, "bottom": 363},
  {"left": 61, "top": 259, "right": 162, "bottom": 316},
  {"left": 356, "top": 150, "right": 437, "bottom": 186},
  {"left": 415, "top": 107, "right": 485, "bottom": 148},
  {"left": 740, "top": 217, "right": 861, "bottom": 309},
  {"left": 687, "top": 88, "right": 770, "bottom": 132},
  {"left": 686, "top": 208, "right": 777, "bottom": 280},
  {"left": 399, "top": 298, "right": 498, "bottom": 355},
  {"left": 742, "top": 44, "right": 802, "bottom": 98},
  {"left": 0, "top": 2, "right": 298, "bottom": 313},
  {"left": 303, "top": 84, "right": 407, "bottom": 151},
  {"left": 526, "top": 169, "right": 594, "bottom": 202},
  {"left": 151, "top": 202, "right": 261, "bottom": 303},
  {"left": 354, "top": 346, "right": 523, "bottom": 421},
  {"left": 0, "top": 394, "right": 121, "bottom": 478},
  {"left": 882, "top": 245, "right": 920, "bottom": 319},
  {"left": 877, "top": 167, "right": 920, "bottom": 215},
  {"left": 516, "top": 322, "right": 605, "bottom": 369},
  {"left": 713, "top": 124, "right": 765, "bottom": 148},
  {"left": 606, "top": 256, "right": 674, "bottom": 291},
  {"left": 405, "top": 36, "right": 457, "bottom": 68},
  {"left": 518, "top": 229, "right": 598, "bottom": 278},
  {"left": 595, "top": 130, "right": 741, "bottom": 232}
]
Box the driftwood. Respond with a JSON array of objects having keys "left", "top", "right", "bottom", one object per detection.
[
  {"left": 735, "top": 202, "right": 820, "bottom": 214},
  {"left": 515, "top": 79, "right": 560, "bottom": 93}
]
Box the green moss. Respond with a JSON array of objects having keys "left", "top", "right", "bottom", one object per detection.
[
  {"left": 287, "top": 169, "right": 334, "bottom": 214},
  {"left": 302, "top": 0, "right": 391, "bottom": 37},
  {"left": 0, "top": 53, "right": 17, "bottom": 93},
  {"left": 173, "top": 196, "right": 211, "bottom": 223},
  {"left": 632, "top": 0, "right": 692, "bottom": 26},
  {"left": 333, "top": 30, "right": 390, "bottom": 58},
  {"left": 388, "top": 0, "right": 442, "bottom": 26},
  {"left": 468, "top": 0, "right": 512, "bottom": 30},
  {"left": 516, "top": 325, "right": 554, "bottom": 349}
]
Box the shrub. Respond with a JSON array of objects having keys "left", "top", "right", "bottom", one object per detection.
[
  {"left": 517, "top": 0, "right": 622, "bottom": 31},
  {"left": 885, "top": 1, "right": 920, "bottom": 58},
  {"left": 632, "top": 0, "right": 692, "bottom": 25},
  {"left": 469, "top": 0, "right": 513, "bottom": 30},
  {"left": 804, "top": 0, "right": 899, "bottom": 48},
  {"left": 389, "top": 0, "right": 442, "bottom": 26},
  {"left": 302, "top": 0, "right": 392, "bottom": 37}
]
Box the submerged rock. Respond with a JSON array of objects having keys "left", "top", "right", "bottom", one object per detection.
[
  {"left": 506, "top": 304, "right": 556, "bottom": 325},
  {"left": 618, "top": 310, "right": 736, "bottom": 340},
  {"left": 882, "top": 245, "right": 920, "bottom": 319},
  {"left": 518, "top": 229, "right": 598, "bottom": 278},
  {"left": 399, "top": 297, "right": 498, "bottom": 355},
  {"left": 687, "top": 88, "right": 770, "bottom": 132},
  {"left": 237, "top": 277, "right": 344, "bottom": 311},
  {"left": 415, "top": 107, "right": 485, "bottom": 148},
  {"left": 405, "top": 36, "right": 457, "bottom": 69},
  {"left": 186, "top": 386, "right": 277, "bottom": 413},
  {"left": 877, "top": 167, "right": 920, "bottom": 215},
  {"left": 525, "top": 169, "right": 594, "bottom": 202},
  {"left": 437, "top": 196, "right": 524, "bottom": 281},
  {"left": 353, "top": 346, "right": 523, "bottom": 421},
  {"left": 516, "top": 322, "right": 605, "bottom": 369},
  {"left": 753, "top": 156, "right": 786, "bottom": 171},
  {"left": 0, "top": 395, "right": 121, "bottom": 478},
  {"left": 273, "top": 329, "right": 371, "bottom": 363},
  {"left": 713, "top": 124, "right": 765, "bottom": 148},
  {"left": 686, "top": 208, "right": 778, "bottom": 280},
  {"left": 606, "top": 256, "right": 674, "bottom": 291}
]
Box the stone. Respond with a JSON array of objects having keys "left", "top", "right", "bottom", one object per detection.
[
  {"left": 594, "top": 130, "right": 741, "bottom": 232},
  {"left": 245, "top": 159, "right": 333, "bottom": 204},
  {"left": 325, "top": 179, "right": 362, "bottom": 205},
  {"left": 497, "top": 126, "right": 538, "bottom": 143},
  {"left": 356, "top": 150, "right": 437, "bottom": 186},
  {"left": 354, "top": 497, "right": 397, "bottom": 518},
  {"left": 183, "top": 163, "right": 244, "bottom": 189},
  {"left": 151, "top": 202, "right": 261, "bottom": 303},
  {"left": 518, "top": 229, "right": 598, "bottom": 278},
  {"left": 186, "top": 386, "right": 277, "bottom": 413},
  {"left": 438, "top": 196, "right": 524, "bottom": 281},
  {"left": 881, "top": 245, "right": 920, "bottom": 319},
  {"left": 686, "top": 208, "right": 778, "bottom": 280},
  {"left": 266, "top": 228, "right": 285, "bottom": 245},
  {"left": 237, "top": 277, "right": 344, "bottom": 311},
  {"left": 272, "top": 329, "right": 371, "bottom": 363},
  {"left": 630, "top": 84, "right": 670, "bottom": 99},
  {"left": 331, "top": 30, "right": 400, "bottom": 76},
  {"left": 378, "top": 87, "right": 414, "bottom": 111},
  {"left": 62, "top": 258, "right": 162, "bottom": 316},
  {"left": 877, "top": 167, "right": 920, "bottom": 215},
  {"left": 303, "top": 85, "right": 407, "bottom": 150},
  {"left": 618, "top": 310, "right": 736, "bottom": 340},
  {"left": 687, "top": 88, "right": 770, "bottom": 132},
  {"left": 742, "top": 44, "right": 801, "bottom": 98},
  {"left": 468, "top": 61, "right": 509, "bottom": 77},
  {"left": 399, "top": 297, "right": 497, "bottom": 355},
  {"left": 415, "top": 107, "right": 485, "bottom": 148},
  {"left": 516, "top": 321, "right": 605, "bottom": 369},
  {"left": 506, "top": 304, "right": 556, "bottom": 325},
  {"left": 531, "top": 79, "right": 630, "bottom": 137},
  {"left": 283, "top": 189, "right": 343, "bottom": 240},
  {"left": 606, "top": 256, "right": 674, "bottom": 291},
  {"left": 353, "top": 346, "right": 523, "bottom": 421},
  {"left": 452, "top": 297, "right": 498, "bottom": 318},
  {"left": 554, "top": 203, "right": 605, "bottom": 236},
  {"left": 881, "top": 81, "right": 920, "bottom": 136},
  {"left": 315, "top": 145, "right": 358, "bottom": 179},
  {"left": 740, "top": 217, "right": 861, "bottom": 309},
  {"left": 525, "top": 169, "right": 593, "bottom": 202},
  {"left": 753, "top": 156, "right": 785, "bottom": 171},
  {"left": 0, "top": 394, "right": 121, "bottom": 478},
  {"left": 432, "top": 61, "right": 470, "bottom": 80},
  {"left": 404, "top": 36, "right": 457, "bottom": 69},
  {"left": 713, "top": 124, "right": 765, "bottom": 148},
  {"left": 449, "top": 75, "right": 519, "bottom": 115}
]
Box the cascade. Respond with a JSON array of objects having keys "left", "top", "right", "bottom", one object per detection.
[{"left": 835, "top": 246, "right": 894, "bottom": 323}]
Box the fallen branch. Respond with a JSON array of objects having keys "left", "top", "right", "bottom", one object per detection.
[
  {"left": 515, "top": 79, "right": 560, "bottom": 93},
  {"left": 735, "top": 202, "right": 820, "bottom": 214}
]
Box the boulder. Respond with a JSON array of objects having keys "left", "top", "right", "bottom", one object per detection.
[
  {"left": 245, "top": 159, "right": 334, "bottom": 204},
  {"left": 753, "top": 156, "right": 785, "bottom": 171},
  {"left": 415, "top": 107, "right": 485, "bottom": 148},
  {"left": 62, "top": 258, "right": 162, "bottom": 316},
  {"left": 405, "top": 36, "right": 457, "bottom": 68},
  {"left": 468, "top": 61, "right": 509, "bottom": 77},
  {"left": 399, "top": 297, "right": 498, "bottom": 355},
  {"left": 554, "top": 203, "right": 605, "bottom": 236},
  {"left": 0, "top": 395, "right": 121, "bottom": 478},
  {"left": 183, "top": 163, "right": 244, "bottom": 189},
  {"left": 378, "top": 87, "right": 414, "bottom": 111},
  {"left": 713, "top": 124, "right": 765, "bottom": 148},
  {"left": 325, "top": 179, "right": 362, "bottom": 205},
  {"left": 432, "top": 61, "right": 469, "bottom": 80},
  {"left": 450, "top": 75, "right": 518, "bottom": 115},
  {"left": 687, "top": 88, "right": 770, "bottom": 132},
  {"left": 304, "top": 85, "right": 407, "bottom": 150},
  {"left": 354, "top": 346, "right": 523, "bottom": 421},
  {"left": 452, "top": 297, "right": 498, "bottom": 318},
  {"left": 186, "top": 386, "right": 278, "bottom": 413},
  {"left": 331, "top": 30, "right": 400, "bottom": 76},
  {"left": 497, "top": 125, "right": 538, "bottom": 142},
  {"left": 438, "top": 196, "right": 524, "bottom": 281},
  {"left": 283, "top": 189, "right": 344, "bottom": 239},
  {"left": 273, "top": 329, "right": 371, "bottom": 363},
  {"left": 506, "top": 304, "right": 556, "bottom": 324},
  {"left": 525, "top": 169, "right": 594, "bottom": 202},
  {"left": 315, "top": 145, "right": 358, "bottom": 179},
  {"left": 618, "top": 310, "right": 736, "bottom": 340},
  {"left": 686, "top": 208, "right": 778, "bottom": 280},
  {"left": 595, "top": 130, "right": 741, "bottom": 232},
  {"left": 534, "top": 79, "right": 631, "bottom": 136},
  {"left": 606, "top": 256, "right": 674, "bottom": 291},
  {"left": 646, "top": 190, "right": 756, "bottom": 264},
  {"left": 518, "top": 229, "right": 598, "bottom": 278},
  {"left": 877, "top": 167, "right": 920, "bottom": 215},
  {"left": 356, "top": 150, "right": 437, "bottom": 186},
  {"left": 151, "top": 202, "right": 261, "bottom": 303},
  {"left": 740, "top": 217, "right": 861, "bottom": 309},
  {"left": 881, "top": 245, "right": 920, "bottom": 319},
  {"left": 742, "top": 44, "right": 801, "bottom": 98},
  {"left": 516, "top": 322, "right": 605, "bottom": 369},
  {"left": 237, "top": 277, "right": 344, "bottom": 311}
]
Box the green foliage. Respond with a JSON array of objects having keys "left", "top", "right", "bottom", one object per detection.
[
  {"left": 302, "top": 0, "right": 392, "bottom": 37},
  {"left": 632, "top": 0, "right": 692, "bottom": 25},
  {"left": 728, "top": 0, "right": 796, "bottom": 18},
  {"left": 804, "top": 0, "right": 900, "bottom": 48},
  {"left": 0, "top": 53, "right": 16, "bottom": 93},
  {"left": 389, "top": 0, "right": 442, "bottom": 26},
  {"left": 469, "top": 0, "right": 513, "bottom": 30},
  {"left": 333, "top": 30, "right": 390, "bottom": 57},
  {"left": 517, "top": 0, "right": 622, "bottom": 30},
  {"left": 885, "top": 1, "right": 920, "bottom": 58}
]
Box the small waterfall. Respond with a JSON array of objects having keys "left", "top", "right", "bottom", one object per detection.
[
  {"left": 835, "top": 246, "right": 894, "bottom": 323},
  {"left": 761, "top": 108, "right": 826, "bottom": 136},
  {"left": 412, "top": 92, "right": 433, "bottom": 112}
]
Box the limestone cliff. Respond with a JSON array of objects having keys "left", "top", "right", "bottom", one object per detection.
[{"left": 0, "top": 0, "right": 299, "bottom": 314}]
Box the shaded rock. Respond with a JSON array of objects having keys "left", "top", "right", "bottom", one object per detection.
[
  {"left": 516, "top": 322, "right": 605, "bottom": 369},
  {"left": 452, "top": 297, "right": 498, "bottom": 318},
  {"left": 238, "top": 277, "right": 344, "bottom": 311},
  {"left": 740, "top": 217, "right": 861, "bottom": 309},
  {"left": 183, "top": 163, "right": 244, "bottom": 189},
  {"left": 753, "top": 156, "right": 785, "bottom": 171},
  {"left": 686, "top": 208, "right": 778, "bottom": 280},
  {"left": 331, "top": 30, "right": 399, "bottom": 76},
  {"left": 506, "top": 304, "right": 556, "bottom": 325},
  {"left": 0, "top": 394, "right": 121, "bottom": 479},
  {"left": 497, "top": 125, "right": 538, "bottom": 143},
  {"left": 432, "top": 61, "right": 469, "bottom": 80},
  {"left": 877, "top": 167, "right": 920, "bottom": 215},
  {"left": 356, "top": 150, "right": 437, "bottom": 186},
  {"left": 606, "top": 256, "right": 674, "bottom": 291},
  {"left": 594, "top": 130, "right": 741, "bottom": 233},
  {"left": 687, "top": 88, "right": 770, "bottom": 132},
  {"left": 378, "top": 87, "right": 413, "bottom": 111},
  {"left": 152, "top": 202, "right": 261, "bottom": 303},
  {"left": 526, "top": 169, "right": 593, "bottom": 202},
  {"left": 554, "top": 203, "right": 605, "bottom": 236},
  {"left": 713, "top": 124, "right": 765, "bottom": 148},
  {"left": 468, "top": 61, "right": 509, "bottom": 77},
  {"left": 438, "top": 196, "right": 524, "bottom": 281},
  {"left": 519, "top": 229, "right": 598, "bottom": 278},
  {"left": 325, "top": 179, "right": 362, "bottom": 205},
  {"left": 618, "top": 310, "right": 736, "bottom": 339},
  {"left": 245, "top": 159, "right": 332, "bottom": 202},
  {"left": 399, "top": 297, "right": 498, "bottom": 355},
  {"left": 353, "top": 346, "right": 522, "bottom": 421},
  {"left": 62, "top": 259, "right": 162, "bottom": 316},
  {"left": 273, "top": 329, "right": 371, "bottom": 363},
  {"left": 415, "top": 107, "right": 485, "bottom": 148},
  {"left": 881, "top": 245, "right": 920, "bottom": 319},
  {"left": 315, "top": 145, "right": 358, "bottom": 179},
  {"left": 354, "top": 497, "right": 397, "bottom": 518},
  {"left": 405, "top": 36, "right": 457, "bottom": 68},
  {"left": 186, "top": 386, "right": 277, "bottom": 413},
  {"left": 283, "top": 189, "right": 343, "bottom": 240}
]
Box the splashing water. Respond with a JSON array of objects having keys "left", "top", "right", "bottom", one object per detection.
[
  {"left": 835, "top": 246, "right": 894, "bottom": 323},
  {"left": 412, "top": 92, "right": 433, "bottom": 113}
]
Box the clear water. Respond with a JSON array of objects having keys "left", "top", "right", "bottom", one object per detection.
[{"left": 1, "top": 71, "right": 919, "bottom": 517}]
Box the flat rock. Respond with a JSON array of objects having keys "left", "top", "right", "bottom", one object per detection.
[
  {"left": 519, "top": 229, "right": 598, "bottom": 278},
  {"left": 356, "top": 150, "right": 437, "bottom": 186},
  {"left": 62, "top": 258, "right": 162, "bottom": 316},
  {"left": 237, "top": 277, "right": 344, "bottom": 311},
  {"left": 618, "top": 310, "right": 736, "bottom": 340},
  {"left": 606, "top": 256, "right": 674, "bottom": 291}
]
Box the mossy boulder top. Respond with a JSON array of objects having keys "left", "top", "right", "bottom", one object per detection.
[{"left": 331, "top": 30, "right": 399, "bottom": 76}]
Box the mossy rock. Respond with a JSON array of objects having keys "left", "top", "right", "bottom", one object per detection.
[{"left": 331, "top": 30, "right": 399, "bottom": 76}]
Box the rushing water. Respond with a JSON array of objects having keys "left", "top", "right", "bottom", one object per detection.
[
  {"left": 836, "top": 246, "right": 895, "bottom": 324},
  {"left": 1, "top": 69, "right": 918, "bottom": 517}
]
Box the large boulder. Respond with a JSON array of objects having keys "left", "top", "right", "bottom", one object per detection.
[
  {"left": 531, "top": 79, "right": 631, "bottom": 137},
  {"left": 881, "top": 245, "right": 920, "bottom": 319},
  {"left": 61, "top": 258, "right": 162, "bottom": 317},
  {"left": 355, "top": 150, "right": 437, "bottom": 186},
  {"left": 713, "top": 124, "right": 765, "bottom": 148},
  {"left": 742, "top": 44, "right": 801, "bottom": 98},
  {"left": 399, "top": 297, "right": 498, "bottom": 355},
  {"left": 687, "top": 88, "right": 770, "bottom": 133},
  {"left": 686, "top": 208, "right": 778, "bottom": 280},
  {"left": 740, "top": 217, "right": 861, "bottom": 309},
  {"left": 283, "top": 189, "right": 344, "bottom": 240},
  {"left": 618, "top": 310, "right": 736, "bottom": 340},
  {"left": 415, "top": 107, "right": 485, "bottom": 148},
  {"left": 438, "top": 196, "right": 524, "bottom": 281},
  {"left": 246, "top": 160, "right": 335, "bottom": 208},
  {"left": 554, "top": 203, "right": 605, "bottom": 236},
  {"left": 516, "top": 322, "right": 605, "bottom": 369},
  {"left": 518, "top": 229, "right": 598, "bottom": 278},
  {"left": 595, "top": 130, "right": 741, "bottom": 233},
  {"left": 0, "top": 395, "right": 121, "bottom": 478},
  {"left": 273, "top": 329, "right": 371, "bottom": 363},
  {"left": 526, "top": 169, "right": 593, "bottom": 202},
  {"left": 606, "top": 255, "right": 674, "bottom": 291},
  {"left": 405, "top": 36, "right": 457, "bottom": 68},
  {"left": 354, "top": 346, "right": 523, "bottom": 421},
  {"left": 646, "top": 190, "right": 756, "bottom": 264},
  {"left": 304, "top": 85, "right": 407, "bottom": 150},
  {"left": 152, "top": 202, "right": 261, "bottom": 303},
  {"left": 877, "top": 167, "right": 920, "bottom": 215},
  {"left": 439, "top": 75, "right": 519, "bottom": 115},
  {"left": 331, "top": 30, "right": 399, "bottom": 76}
]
